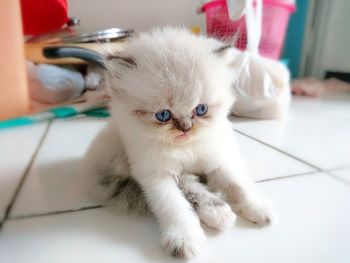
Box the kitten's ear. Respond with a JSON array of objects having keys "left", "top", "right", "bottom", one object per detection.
[
  {"left": 105, "top": 53, "right": 137, "bottom": 97},
  {"left": 213, "top": 44, "right": 241, "bottom": 68},
  {"left": 212, "top": 44, "right": 232, "bottom": 56},
  {"left": 106, "top": 54, "right": 137, "bottom": 68},
  {"left": 210, "top": 40, "right": 242, "bottom": 68}
]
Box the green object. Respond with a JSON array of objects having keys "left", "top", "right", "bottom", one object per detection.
[
  {"left": 0, "top": 117, "right": 34, "bottom": 129},
  {"left": 84, "top": 108, "right": 110, "bottom": 118},
  {"left": 48, "top": 107, "right": 77, "bottom": 118},
  {"left": 0, "top": 100, "right": 110, "bottom": 130}
]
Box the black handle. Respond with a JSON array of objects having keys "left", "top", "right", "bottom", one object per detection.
[{"left": 43, "top": 46, "right": 106, "bottom": 69}]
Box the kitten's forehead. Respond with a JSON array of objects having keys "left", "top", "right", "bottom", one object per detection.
[
  {"left": 129, "top": 64, "right": 206, "bottom": 105},
  {"left": 111, "top": 28, "right": 230, "bottom": 111}
]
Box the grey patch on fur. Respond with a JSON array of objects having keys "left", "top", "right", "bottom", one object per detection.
[
  {"left": 208, "top": 197, "right": 226, "bottom": 206},
  {"left": 99, "top": 174, "right": 115, "bottom": 186},
  {"left": 99, "top": 172, "right": 226, "bottom": 217},
  {"left": 192, "top": 201, "right": 199, "bottom": 210},
  {"left": 100, "top": 175, "right": 150, "bottom": 215},
  {"left": 197, "top": 174, "right": 207, "bottom": 184},
  {"left": 110, "top": 72, "right": 121, "bottom": 80},
  {"left": 178, "top": 174, "right": 227, "bottom": 212},
  {"left": 171, "top": 245, "right": 184, "bottom": 258}
]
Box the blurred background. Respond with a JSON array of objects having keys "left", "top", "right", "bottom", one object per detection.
[
  {"left": 1, "top": 0, "right": 350, "bottom": 122},
  {"left": 67, "top": 0, "right": 350, "bottom": 80}
]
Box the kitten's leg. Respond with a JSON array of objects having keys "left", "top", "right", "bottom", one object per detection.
[
  {"left": 178, "top": 174, "right": 236, "bottom": 231},
  {"left": 206, "top": 159, "right": 276, "bottom": 225},
  {"left": 136, "top": 173, "right": 206, "bottom": 259},
  {"left": 82, "top": 125, "right": 149, "bottom": 214},
  {"left": 83, "top": 125, "right": 128, "bottom": 197}
]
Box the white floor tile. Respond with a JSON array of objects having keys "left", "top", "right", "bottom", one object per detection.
[
  {"left": 0, "top": 123, "right": 48, "bottom": 222},
  {"left": 293, "top": 94, "right": 350, "bottom": 120},
  {"left": 196, "top": 173, "right": 350, "bottom": 263},
  {"left": 1, "top": 173, "right": 349, "bottom": 263},
  {"left": 10, "top": 117, "right": 107, "bottom": 218},
  {"left": 232, "top": 98, "right": 350, "bottom": 170},
  {"left": 235, "top": 132, "right": 315, "bottom": 181}
]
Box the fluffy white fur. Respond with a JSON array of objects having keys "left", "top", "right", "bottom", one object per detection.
[{"left": 83, "top": 28, "right": 276, "bottom": 259}]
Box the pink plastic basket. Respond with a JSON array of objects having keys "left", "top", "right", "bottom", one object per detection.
[{"left": 202, "top": 0, "right": 296, "bottom": 59}]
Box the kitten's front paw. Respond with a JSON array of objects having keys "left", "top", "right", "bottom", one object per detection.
[
  {"left": 235, "top": 196, "right": 277, "bottom": 226},
  {"left": 160, "top": 227, "right": 206, "bottom": 259},
  {"left": 198, "top": 201, "right": 236, "bottom": 231}
]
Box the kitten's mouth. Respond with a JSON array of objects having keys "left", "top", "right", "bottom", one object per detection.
[{"left": 175, "top": 132, "right": 190, "bottom": 140}]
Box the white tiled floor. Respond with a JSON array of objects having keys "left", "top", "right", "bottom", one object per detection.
[
  {"left": 232, "top": 99, "right": 350, "bottom": 170},
  {"left": 0, "top": 96, "right": 349, "bottom": 263},
  {"left": 0, "top": 122, "right": 48, "bottom": 222},
  {"left": 10, "top": 117, "right": 106, "bottom": 218}
]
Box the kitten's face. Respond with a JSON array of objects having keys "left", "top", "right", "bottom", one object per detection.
[{"left": 107, "top": 28, "right": 235, "bottom": 145}]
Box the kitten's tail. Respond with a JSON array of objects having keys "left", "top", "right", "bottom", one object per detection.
[{"left": 99, "top": 175, "right": 151, "bottom": 215}]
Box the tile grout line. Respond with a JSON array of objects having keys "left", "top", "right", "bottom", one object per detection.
[
  {"left": 233, "top": 129, "right": 323, "bottom": 172},
  {"left": 255, "top": 170, "right": 320, "bottom": 183},
  {"left": 0, "top": 121, "right": 53, "bottom": 230},
  {"left": 8, "top": 171, "right": 318, "bottom": 220},
  {"left": 4, "top": 170, "right": 337, "bottom": 221},
  {"left": 326, "top": 165, "right": 350, "bottom": 172},
  {"left": 324, "top": 170, "right": 350, "bottom": 186},
  {"left": 6, "top": 171, "right": 322, "bottom": 221},
  {"left": 7, "top": 170, "right": 321, "bottom": 221},
  {"left": 9, "top": 205, "right": 104, "bottom": 221}
]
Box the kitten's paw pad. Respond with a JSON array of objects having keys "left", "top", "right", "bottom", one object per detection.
[
  {"left": 198, "top": 202, "right": 236, "bottom": 231},
  {"left": 160, "top": 229, "right": 206, "bottom": 259},
  {"left": 236, "top": 197, "right": 277, "bottom": 226}
]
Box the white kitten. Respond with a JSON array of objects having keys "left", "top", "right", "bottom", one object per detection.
[{"left": 83, "top": 27, "right": 276, "bottom": 259}]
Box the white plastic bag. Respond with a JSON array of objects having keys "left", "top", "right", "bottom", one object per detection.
[
  {"left": 230, "top": 0, "right": 291, "bottom": 119},
  {"left": 227, "top": 0, "right": 248, "bottom": 20},
  {"left": 27, "top": 61, "right": 84, "bottom": 104}
]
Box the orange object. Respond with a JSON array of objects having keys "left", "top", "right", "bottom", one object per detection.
[{"left": 0, "top": 0, "right": 29, "bottom": 120}]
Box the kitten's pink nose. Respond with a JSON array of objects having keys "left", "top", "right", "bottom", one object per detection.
[
  {"left": 177, "top": 126, "right": 191, "bottom": 133},
  {"left": 181, "top": 127, "right": 191, "bottom": 133}
]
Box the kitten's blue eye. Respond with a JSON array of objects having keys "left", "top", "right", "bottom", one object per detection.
[
  {"left": 155, "top": 109, "right": 172, "bottom": 122},
  {"left": 195, "top": 104, "right": 208, "bottom": 116}
]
